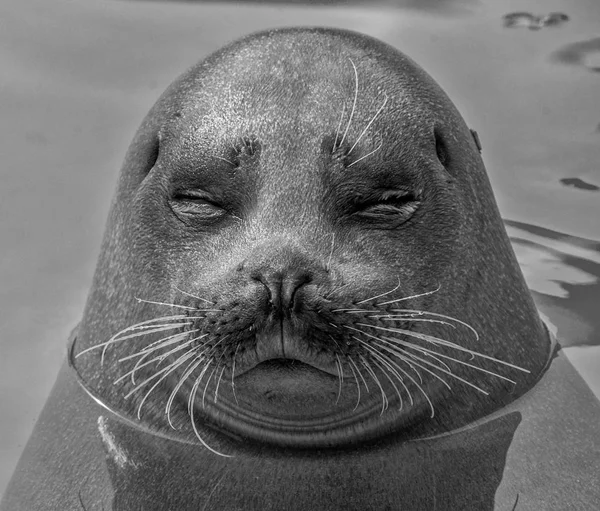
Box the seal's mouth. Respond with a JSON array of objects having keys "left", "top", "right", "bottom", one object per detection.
[{"left": 232, "top": 328, "right": 347, "bottom": 380}]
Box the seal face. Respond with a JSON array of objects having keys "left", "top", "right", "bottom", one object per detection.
[{"left": 73, "top": 27, "right": 551, "bottom": 452}]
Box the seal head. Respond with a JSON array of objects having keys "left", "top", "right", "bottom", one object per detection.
[{"left": 73, "top": 27, "right": 551, "bottom": 451}]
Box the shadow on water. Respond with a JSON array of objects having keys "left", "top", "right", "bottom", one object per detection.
[
  {"left": 551, "top": 37, "right": 600, "bottom": 73},
  {"left": 560, "top": 177, "right": 599, "bottom": 191}
]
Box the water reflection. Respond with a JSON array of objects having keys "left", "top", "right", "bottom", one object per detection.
[
  {"left": 506, "top": 220, "right": 600, "bottom": 348},
  {"left": 502, "top": 12, "right": 569, "bottom": 30}
]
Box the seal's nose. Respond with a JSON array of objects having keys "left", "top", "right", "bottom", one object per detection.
[{"left": 252, "top": 270, "right": 312, "bottom": 314}]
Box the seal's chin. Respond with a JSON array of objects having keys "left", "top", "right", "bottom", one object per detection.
[{"left": 198, "top": 356, "right": 426, "bottom": 449}]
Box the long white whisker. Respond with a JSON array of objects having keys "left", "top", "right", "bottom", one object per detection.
[
  {"left": 202, "top": 366, "right": 218, "bottom": 409},
  {"left": 188, "top": 370, "right": 233, "bottom": 457},
  {"left": 118, "top": 330, "right": 202, "bottom": 363},
  {"left": 400, "top": 348, "right": 490, "bottom": 395},
  {"left": 348, "top": 356, "right": 370, "bottom": 393},
  {"left": 375, "top": 335, "right": 452, "bottom": 373},
  {"left": 75, "top": 319, "right": 191, "bottom": 360},
  {"left": 369, "top": 341, "right": 437, "bottom": 417},
  {"left": 339, "top": 58, "right": 359, "bottom": 147},
  {"left": 348, "top": 94, "right": 388, "bottom": 156},
  {"left": 356, "top": 323, "right": 527, "bottom": 372},
  {"left": 388, "top": 309, "right": 479, "bottom": 341},
  {"left": 359, "top": 355, "right": 388, "bottom": 415},
  {"left": 333, "top": 103, "right": 346, "bottom": 152},
  {"left": 116, "top": 334, "right": 205, "bottom": 385},
  {"left": 135, "top": 297, "right": 198, "bottom": 310},
  {"left": 335, "top": 354, "right": 343, "bottom": 405},
  {"left": 166, "top": 353, "right": 208, "bottom": 429},
  {"left": 359, "top": 342, "right": 412, "bottom": 406},
  {"left": 355, "top": 277, "right": 401, "bottom": 305},
  {"left": 361, "top": 344, "right": 404, "bottom": 411},
  {"left": 213, "top": 365, "right": 227, "bottom": 403},
  {"left": 346, "top": 141, "right": 383, "bottom": 168},
  {"left": 381, "top": 336, "right": 515, "bottom": 383},
  {"left": 231, "top": 342, "right": 241, "bottom": 405},
  {"left": 368, "top": 316, "right": 457, "bottom": 329},
  {"left": 347, "top": 358, "right": 362, "bottom": 411},
  {"left": 173, "top": 286, "right": 215, "bottom": 305},
  {"left": 100, "top": 323, "right": 191, "bottom": 365},
  {"left": 135, "top": 350, "right": 198, "bottom": 419},
  {"left": 123, "top": 349, "right": 196, "bottom": 401},
  {"left": 377, "top": 284, "right": 442, "bottom": 306}
]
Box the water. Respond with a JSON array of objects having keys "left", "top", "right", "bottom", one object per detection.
[{"left": 1, "top": 0, "right": 598, "bottom": 495}]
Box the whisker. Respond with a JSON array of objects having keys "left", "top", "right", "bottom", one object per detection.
[
  {"left": 339, "top": 58, "right": 359, "bottom": 148},
  {"left": 359, "top": 355, "right": 388, "bottom": 415},
  {"left": 355, "top": 277, "right": 401, "bottom": 305},
  {"left": 75, "top": 318, "right": 191, "bottom": 359},
  {"left": 213, "top": 365, "right": 227, "bottom": 403},
  {"left": 332, "top": 103, "right": 347, "bottom": 153},
  {"left": 231, "top": 342, "right": 241, "bottom": 405},
  {"left": 377, "top": 284, "right": 442, "bottom": 306},
  {"left": 100, "top": 323, "right": 191, "bottom": 365},
  {"left": 359, "top": 342, "right": 412, "bottom": 406},
  {"left": 135, "top": 297, "right": 198, "bottom": 311},
  {"left": 361, "top": 345, "right": 404, "bottom": 411},
  {"left": 368, "top": 316, "right": 457, "bottom": 329},
  {"left": 348, "top": 356, "right": 370, "bottom": 394},
  {"left": 326, "top": 233, "right": 335, "bottom": 272},
  {"left": 381, "top": 336, "right": 516, "bottom": 384},
  {"left": 346, "top": 141, "right": 383, "bottom": 168},
  {"left": 369, "top": 341, "right": 436, "bottom": 417},
  {"left": 348, "top": 93, "right": 388, "bottom": 156},
  {"left": 202, "top": 366, "right": 218, "bottom": 409},
  {"left": 166, "top": 353, "right": 208, "bottom": 429},
  {"left": 335, "top": 354, "right": 343, "bottom": 405},
  {"left": 135, "top": 350, "right": 197, "bottom": 419},
  {"left": 188, "top": 362, "right": 211, "bottom": 417},
  {"left": 323, "top": 282, "right": 352, "bottom": 300},
  {"left": 123, "top": 349, "right": 196, "bottom": 402},
  {"left": 173, "top": 286, "right": 215, "bottom": 305},
  {"left": 350, "top": 331, "right": 422, "bottom": 385},
  {"left": 118, "top": 330, "right": 201, "bottom": 363},
  {"left": 388, "top": 309, "right": 479, "bottom": 341},
  {"left": 356, "top": 323, "right": 527, "bottom": 372},
  {"left": 213, "top": 155, "right": 235, "bottom": 166},
  {"left": 376, "top": 335, "right": 452, "bottom": 373},
  {"left": 373, "top": 336, "right": 486, "bottom": 394},
  {"left": 347, "top": 359, "right": 362, "bottom": 411},
  {"left": 400, "top": 349, "right": 490, "bottom": 395},
  {"left": 117, "top": 334, "right": 205, "bottom": 386},
  {"left": 372, "top": 338, "right": 452, "bottom": 391},
  {"left": 116, "top": 338, "right": 188, "bottom": 385},
  {"left": 188, "top": 371, "right": 233, "bottom": 457}
]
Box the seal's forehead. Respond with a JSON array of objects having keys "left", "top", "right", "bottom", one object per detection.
[
  {"left": 151, "top": 28, "right": 467, "bottom": 159},
  {"left": 165, "top": 29, "right": 454, "bottom": 125}
]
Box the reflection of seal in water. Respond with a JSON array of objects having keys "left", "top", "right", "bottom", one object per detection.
[{"left": 5, "top": 28, "right": 600, "bottom": 511}]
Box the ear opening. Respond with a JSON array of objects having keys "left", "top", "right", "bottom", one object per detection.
[{"left": 470, "top": 129, "right": 482, "bottom": 153}]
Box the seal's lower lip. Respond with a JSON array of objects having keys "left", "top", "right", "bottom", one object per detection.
[{"left": 234, "top": 356, "right": 342, "bottom": 379}]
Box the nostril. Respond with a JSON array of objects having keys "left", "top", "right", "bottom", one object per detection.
[{"left": 251, "top": 271, "right": 311, "bottom": 312}]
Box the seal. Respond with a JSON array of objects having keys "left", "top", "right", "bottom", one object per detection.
[{"left": 4, "top": 27, "right": 600, "bottom": 510}]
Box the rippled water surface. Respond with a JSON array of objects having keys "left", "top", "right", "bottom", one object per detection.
[{"left": 1, "top": 0, "right": 598, "bottom": 495}]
